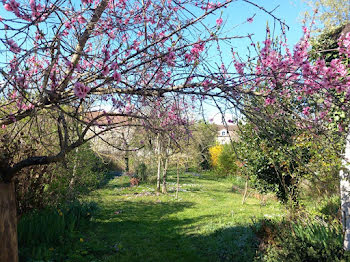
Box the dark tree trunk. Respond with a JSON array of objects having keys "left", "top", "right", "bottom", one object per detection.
[
  {"left": 124, "top": 156, "right": 129, "bottom": 172},
  {"left": 0, "top": 182, "right": 18, "bottom": 262}
]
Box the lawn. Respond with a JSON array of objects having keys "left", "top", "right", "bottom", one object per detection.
[{"left": 73, "top": 172, "right": 282, "bottom": 262}]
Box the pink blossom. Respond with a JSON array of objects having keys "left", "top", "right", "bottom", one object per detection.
[
  {"left": 77, "top": 15, "right": 86, "bottom": 24},
  {"left": 185, "top": 53, "right": 193, "bottom": 63},
  {"left": 302, "top": 106, "right": 310, "bottom": 116},
  {"left": 102, "top": 66, "right": 110, "bottom": 76},
  {"left": 64, "top": 21, "right": 72, "bottom": 29},
  {"left": 265, "top": 97, "right": 275, "bottom": 106},
  {"left": 74, "top": 82, "right": 90, "bottom": 99},
  {"left": 4, "top": 3, "right": 13, "bottom": 11},
  {"left": 216, "top": 18, "right": 223, "bottom": 26},
  {"left": 247, "top": 17, "right": 253, "bottom": 23},
  {"left": 338, "top": 124, "right": 344, "bottom": 132},
  {"left": 3, "top": 0, "right": 20, "bottom": 15},
  {"left": 81, "top": 0, "right": 93, "bottom": 4},
  {"left": 7, "top": 39, "right": 21, "bottom": 53},
  {"left": 113, "top": 72, "right": 121, "bottom": 83}
]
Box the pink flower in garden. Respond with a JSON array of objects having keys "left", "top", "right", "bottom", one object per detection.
[
  {"left": 302, "top": 106, "right": 310, "bottom": 116},
  {"left": 74, "top": 82, "right": 90, "bottom": 99},
  {"left": 338, "top": 124, "right": 344, "bottom": 132},
  {"left": 264, "top": 97, "right": 275, "bottom": 106},
  {"left": 216, "top": 18, "right": 223, "bottom": 26}
]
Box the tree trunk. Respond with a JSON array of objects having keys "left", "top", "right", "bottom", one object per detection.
[
  {"left": 162, "top": 157, "right": 168, "bottom": 194},
  {"left": 176, "top": 162, "right": 180, "bottom": 200},
  {"left": 242, "top": 176, "right": 249, "bottom": 205},
  {"left": 69, "top": 148, "right": 79, "bottom": 197},
  {"left": 156, "top": 134, "right": 162, "bottom": 192},
  {"left": 156, "top": 157, "right": 162, "bottom": 192},
  {"left": 125, "top": 155, "right": 129, "bottom": 173},
  {"left": 0, "top": 182, "right": 19, "bottom": 262},
  {"left": 341, "top": 131, "right": 350, "bottom": 251}
]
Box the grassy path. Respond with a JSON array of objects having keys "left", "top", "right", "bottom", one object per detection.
[{"left": 81, "top": 172, "right": 281, "bottom": 262}]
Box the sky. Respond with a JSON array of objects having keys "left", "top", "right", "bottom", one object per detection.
[{"left": 202, "top": 0, "right": 312, "bottom": 125}]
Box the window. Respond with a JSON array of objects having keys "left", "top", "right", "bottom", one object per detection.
[{"left": 221, "top": 131, "right": 226, "bottom": 136}]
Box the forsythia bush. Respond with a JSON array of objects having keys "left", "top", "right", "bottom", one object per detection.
[{"left": 209, "top": 145, "right": 223, "bottom": 167}]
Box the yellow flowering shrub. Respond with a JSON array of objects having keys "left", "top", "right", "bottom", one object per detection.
[{"left": 209, "top": 145, "right": 223, "bottom": 167}]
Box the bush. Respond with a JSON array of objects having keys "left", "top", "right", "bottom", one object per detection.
[
  {"left": 136, "top": 162, "right": 148, "bottom": 181},
  {"left": 209, "top": 145, "right": 223, "bottom": 168},
  {"left": 18, "top": 201, "right": 98, "bottom": 261},
  {"left": 216, "top": 144, "right": 238, "bottom": 176},
  {"left": 308, "top": 195, "right": 341, "bottom": 223},
  {"left": 254, "top": 217, "right": 348, "bottom": 262},
  {"left": 15, "top": 143, "right": 114, "bottom": 215}
]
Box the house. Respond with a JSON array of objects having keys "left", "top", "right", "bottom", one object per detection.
[
  {"left": 84, "top": 111, "right": 139, "bottom": 171},
  {"left": 216, "top": 124, "right": 238, "bottom": 144}
]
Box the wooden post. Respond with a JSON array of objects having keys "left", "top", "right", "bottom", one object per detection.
[{"left": 0, "top": 182, "right": 19, "bottom": 262}]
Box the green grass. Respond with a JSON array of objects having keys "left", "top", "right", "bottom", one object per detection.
[{"left": 66, "top": 171, "right": 282, "bottom": 262}]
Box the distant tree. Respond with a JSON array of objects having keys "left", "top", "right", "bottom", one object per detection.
[{"left": 303, "top": 0, "right": 350, "bottom": 30}]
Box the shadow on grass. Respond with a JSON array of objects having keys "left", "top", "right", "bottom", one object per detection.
[
  {"left": 77, "top": 200, "right": 259, "bottom": 262},
  {"left": 97, "top": 171, "right": 124, "bottom": 189}
]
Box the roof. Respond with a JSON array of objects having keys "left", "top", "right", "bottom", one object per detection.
[
  {"left": 215, "top": 124, "right": 238, "bottom": 132},
  {"left": 83, "top": 111, "right": 132, "bottom": 126}
]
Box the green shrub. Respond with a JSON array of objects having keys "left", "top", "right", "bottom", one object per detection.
[
  {"left": 15, "top": 143, "right": 113, "bottom": 214},
  {"left": 47, "top": 143, "right": 112, "bottom": 203},
  {"left": 317, "top": 195, "right": 341, "bottom": 221},
  {"left": 136, "top": 162, "right": 148, "bottom": 181},
  {"left": 303, "top": 195, "right": 341, "bottom": 225},
  {"left": 18, "top": 201, "right": 98, "bottom": 261},
  {"left": 216, "top": 144, "right": 238, "bottom": 176},
  {"left": 254, "top": 218, "right": 348, "bottom": 262}
]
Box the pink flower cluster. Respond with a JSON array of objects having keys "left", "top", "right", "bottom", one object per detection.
[
  {"left": 6, "top": 39, "right": 21, "bottom": 53},
  {"left": 245, "top": 26, "right": 350, "bottom": 130},
  {"left": 338, "top": 32, "right": 350, "bottom": 57},
  {"left": 81, "top": 0, "right": 94, "bottom": 5},
  {"left": 3, "top": 0, "right": 20, "bottom": 16},
  {"left": 74, "top": 82, "right": 90, "bottom": 99},
  {"left": 216, "top": 18, "right": 223, "bottom": 26},
  {"left": 185, "top": 41, "right": 205, "bottom": 62}
]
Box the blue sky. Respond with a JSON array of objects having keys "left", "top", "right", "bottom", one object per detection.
[{"left": 224, "top": 0, "right": 308, "bottom": 45}]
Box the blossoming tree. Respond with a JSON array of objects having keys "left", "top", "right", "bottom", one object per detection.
[
  {"left": 0, "top": 0, "right": 278, "bottom": 260},
  {"left": 1, "top": 0, "right": 350, "bottom": 260},
  {"left": 220, "top": 23, "right": 350, "bottom": 249}
]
